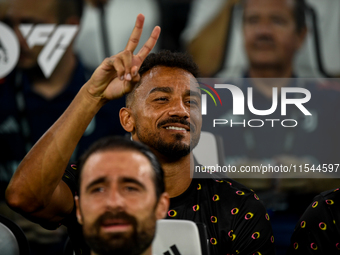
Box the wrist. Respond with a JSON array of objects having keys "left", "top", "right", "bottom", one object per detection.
[{"left": 81, "top": 82, "right": 108, "bottom": 110}]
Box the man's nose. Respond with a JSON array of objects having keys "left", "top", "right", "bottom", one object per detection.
[
  {"left": 168, "top": 99, "right": 189, "bottom": 118},
  {"left": 255, "top": 20, "right": 274, "bottom": 36},
  {"left": 106, "top": 188, "right": 125, "bottom": 210}
]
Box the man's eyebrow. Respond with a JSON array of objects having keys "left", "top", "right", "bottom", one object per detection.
[
  {"left": 120, "top": 177, "right": 147, "bottom": 191},
  {"left": 148, "top": 87, "right": 173, "bottom": 95},
  {"left": 148, "top": 87, "right": 201, "bottom": 99},
  {"left": 185, "top": 89, "right": 201, "bottom": 98},
  {"left": 85, "top": 177, "right": 107, "bottom": 192}
]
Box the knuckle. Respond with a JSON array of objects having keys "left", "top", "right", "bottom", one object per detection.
[
  {"left": 129, "top": 38, "right": 139, "bottom": 45},
  {"left": 104, "top": 57, "right": 112, "bottom": 64},
  {"left": 106, "top": 56, "right": 117, "bottom": 65},
  {"left": 122, "top": 49, "right": 132, "bottom": 57},
  {"left": 143, "top": 45, "right": 152, "bottom": 52},
  {"left": 115, "top": 66, "right": 124, "bottom": 73}
]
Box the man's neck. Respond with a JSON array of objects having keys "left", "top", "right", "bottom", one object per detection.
[
  {"left": 29, "top": 47, "right": 76, "bottom": 99},
  {"left": 248, "top": 65, "right": 293, "bottom": 98},
  {"left": 155, "top": 152, "right": 194, "bottom": 198}
]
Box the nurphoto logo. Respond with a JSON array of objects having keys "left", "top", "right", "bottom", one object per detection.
[{"left": 199, "top": 83, "right": 312, "bottom": 128}]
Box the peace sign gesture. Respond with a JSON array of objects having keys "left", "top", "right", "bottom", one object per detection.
[{"left": 86, "top": 14, "right": 160, "bottom": 102}]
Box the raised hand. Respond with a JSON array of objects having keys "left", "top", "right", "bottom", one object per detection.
[
  {"left": 5, "top": 13, "right": 161, "bottom": 227},
  {"left": 86, "top": 14, "right": 161, "bottom": 102}
]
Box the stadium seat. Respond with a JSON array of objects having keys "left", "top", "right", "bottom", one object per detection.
[
  {"left": 152, "top": 219, "right": 210, "bottom": 255},
  {"left": 193, "top": 131, "right": 225, "bottom": 167},
  {"left": 0, "top": 214, "right": 30, "bottom": 255}
]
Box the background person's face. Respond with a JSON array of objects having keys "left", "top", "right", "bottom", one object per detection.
[
  {"left": 5, "top": 0, "right": 57, "bottom": 69},
  {"left": 130, "top": 66, "right": 202, "bottom": 160},
  {"left": 77, "top": 150, "right": 162, "bottom": 255},
  {"left": 243, "top": 0, "right": 304, "bottom": 70}
]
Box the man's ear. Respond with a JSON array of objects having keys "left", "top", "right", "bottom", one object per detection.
[
  {"left": 155, "top": 192, "right": 170, "bottom": 220},
  {"left": 120, "top": 107, "right": 135, "bottom": 133},
  {"left": 75, "top": 196, "right": 83, "bottom": 225}
]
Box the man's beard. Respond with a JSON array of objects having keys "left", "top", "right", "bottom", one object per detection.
[
  {"left": 82, "top": 211, "right": 155, "bottom": 255},
  {"left": 136, "top": 117, "right": 200, "bottom": 160}
]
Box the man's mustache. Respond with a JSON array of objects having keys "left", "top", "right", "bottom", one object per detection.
[
  {"left": 158, "top": 117, "right": 195, "bottom": 132},
  {"left": 94, "top": 211, "right": 137, "bottom": 231},
  {"left": 253, "top": 34, "right": 275, "bottom": 46}
]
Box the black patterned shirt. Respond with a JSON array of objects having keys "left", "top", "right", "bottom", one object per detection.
[{"left": 287, "top": 188, "right": 340, "bottom": 254}]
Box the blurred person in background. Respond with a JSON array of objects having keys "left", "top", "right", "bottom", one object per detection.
[
  {"left": 0, "top": 0, "right": 126, "bottom": 200},
  {"left": 221, "top": 0, "right": 340, "bottom": 213},
  {"left": 182, "top": 0, "right": 340, "bottom": 78},
  {"left": 0, "top": 0, "right": 125, "bottom": 254},
  {"left": 182, "top": 0, "right": 340, "bottom": 253}
]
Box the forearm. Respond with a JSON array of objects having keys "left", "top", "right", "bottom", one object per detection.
[
  {"left": 6, "top": 13, "right": 160, "bottom": 215},
  {"left": 6, "top": 85, "right": 105, "bottom": 213}
]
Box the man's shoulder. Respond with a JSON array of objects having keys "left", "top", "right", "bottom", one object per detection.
[
  {"left": 201, "top": 176, "right": 256, "bottom": 192},
  {"left": 198, "top": 177, "right": 264, "bottom": 207},
  {"left": 298, "top": 187, "right": 340, "bottom": 224},
  {"left": 318, "top": 187, "right": 340, "bottom": 204},
  {"left": 62, "top": 163, "right": 79, "bottom": 196}
]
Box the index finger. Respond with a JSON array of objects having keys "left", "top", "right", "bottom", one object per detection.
[
  {"left": 125, "top": 14, "right": 145, "bottom": 52},
  {"left": 136, "top": 26, "right": 161, "bottom": 62}
]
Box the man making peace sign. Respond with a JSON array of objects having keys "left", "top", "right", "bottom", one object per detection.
[{"left": 6, "top": 14, "right": 275, "bottom": 255}]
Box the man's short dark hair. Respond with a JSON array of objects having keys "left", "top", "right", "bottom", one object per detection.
[
  {"left": 126, "top": 50, "right": 199, "bottom": 107},
  {"left": 243, "top": 0, "right": 307, "bottom": 33},
  {"left": 77, "top": 136, "right": 165, "bottom": 200},
  {"left": 139, "top": 50, "right": 199, "bottom": 78}
]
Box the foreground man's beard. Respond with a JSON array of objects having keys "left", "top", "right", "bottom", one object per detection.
[{"left": 82, "top": 211, "right": 156, "bottom": 255}]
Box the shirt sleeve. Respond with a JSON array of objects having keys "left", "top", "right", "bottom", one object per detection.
[
  {"left": 37, "top": 163, "right": 78, "bottom": 230},
  {"left": 287, "top": 189, "right": 340, "bottom": 255},
  {"left": 62, "top": 163, "right": 79, "bottom": 196},
  {"left": 229, "top": 190, "right": 276, "bottom": 255}
]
